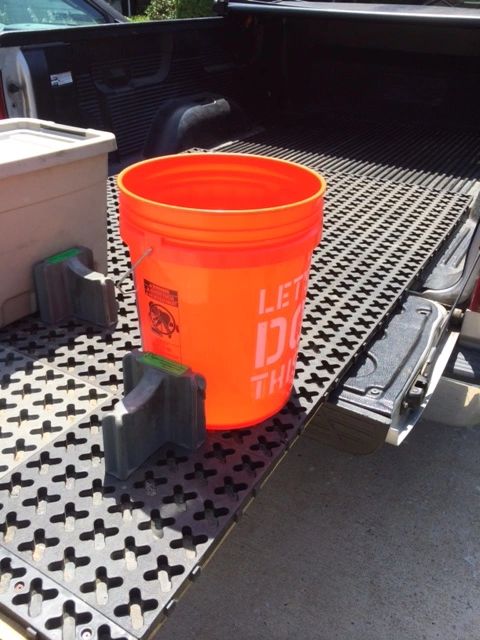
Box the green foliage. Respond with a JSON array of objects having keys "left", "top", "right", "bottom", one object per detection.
[
  {"left": 145, "top": 0, "right": 177, "bottom": 20},
  {"left": 143, "top": 0, "right": 212, "bottom": 20},
  {"left": 129, "top": 14, "right": 149, "bottom": 21},
  {"left": 176, "top": 0, "right": 213, "bottom": 18}
]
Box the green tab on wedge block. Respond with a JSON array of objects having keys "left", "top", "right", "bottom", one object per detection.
[
  {"left": 140, "top": 352, "right": 189, "bottom": 377},
  {"left": 46, "top": 247, "right": 82, "bottom": 264}
]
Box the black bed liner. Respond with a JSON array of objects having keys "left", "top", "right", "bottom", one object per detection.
[{"left": 223, "top": 116, "right": 480, "bottom": 196}]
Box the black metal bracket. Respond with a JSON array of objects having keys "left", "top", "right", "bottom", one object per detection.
[
  {"left": 102, "top": 350, "right": 207, "bottom": 480},
  {"left": 311, "top": 295, "right": 446, "bottom": 453},
  {"left": 213, "top": 0, "right": 229, "bottom": 16},
  {"left": 33, "top": 246, "right": 118, "bottom": 327}
]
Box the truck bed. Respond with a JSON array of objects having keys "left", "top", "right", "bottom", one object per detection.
[
  {"left": 224, "top": 116, "right": 480, "bottom": 195},
  {"left": 0, "top": 114, "right": 475, "bottom": 638}
]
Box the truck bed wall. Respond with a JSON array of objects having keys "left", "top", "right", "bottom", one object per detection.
[
  {"left": 3, "top": 19, "right": 246, "bottom": 159},
  {"left": 4, "top": 13, "right": 480, "bottom": 159},
  {"left": 230, "top": 12, "right": 480, "bottom": 129}
]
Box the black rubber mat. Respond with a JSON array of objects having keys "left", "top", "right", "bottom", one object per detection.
[{"left": 0, "top": 165, "right": 471, "bottom": 638}]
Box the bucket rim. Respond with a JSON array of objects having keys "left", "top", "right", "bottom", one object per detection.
[{"left": 117, "top": 152, "right": 327, "bottom": 216}]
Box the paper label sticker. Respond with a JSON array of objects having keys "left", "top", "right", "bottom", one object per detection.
[
  {"left": 50, "top": 71, "right": 73, "bottom": 87},
  {"left": 144, "top": 279, "right": 181, "bottom": 359}
]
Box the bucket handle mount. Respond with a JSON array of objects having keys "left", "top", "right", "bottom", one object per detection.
[{"left": 116, "top": 246, "right": 153, "bottom": 295}]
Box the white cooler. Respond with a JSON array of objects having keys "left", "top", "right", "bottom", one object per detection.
[{"left": 0, "top": 118, "right": 117, "bottom": 327}]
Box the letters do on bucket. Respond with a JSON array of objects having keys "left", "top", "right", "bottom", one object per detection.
[{"left": 252, "top": 268, "right": 310, "bottom": 400}]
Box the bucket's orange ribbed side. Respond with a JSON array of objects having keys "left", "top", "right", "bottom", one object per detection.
[
  {"left": 126, "top": 234, "right": 316, "bottom": 428},
  {"left": 118, "top": 153, "right": 325, "bottom": 429}
]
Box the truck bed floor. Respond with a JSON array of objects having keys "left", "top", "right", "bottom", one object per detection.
[
  {"left": 224, "top": 116, "right": 480, "bottom": 195},
  {"left": 0, "top": 122, "right": 474, "bottom": 639}
]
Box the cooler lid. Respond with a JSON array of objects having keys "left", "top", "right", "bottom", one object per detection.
[{"left": 0, "top": 118, "right": 116, "bottom": 178}]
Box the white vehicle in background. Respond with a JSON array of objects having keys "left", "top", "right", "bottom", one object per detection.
[
  {"left": 0, "top": 0, "right": 125, "bottom": 32},
  {"left": 0, "top": 0, "right": 126, "bottom": 118}
]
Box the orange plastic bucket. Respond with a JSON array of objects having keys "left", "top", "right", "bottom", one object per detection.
[{"left": 118, "top": 153, "right": 326, "bottom": 430}]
